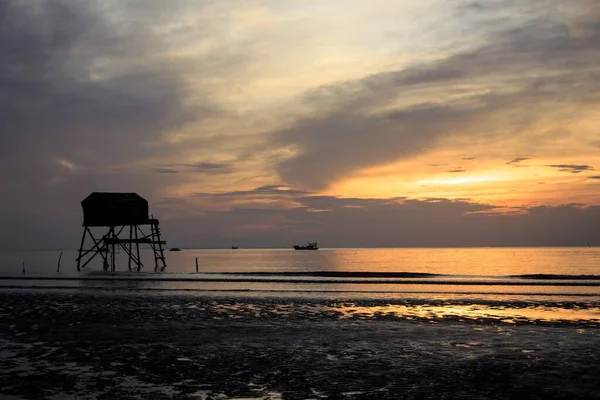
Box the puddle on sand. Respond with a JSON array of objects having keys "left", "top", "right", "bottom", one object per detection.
[{"left": 189, "top": 391, "right": 282, "bottom": 400}]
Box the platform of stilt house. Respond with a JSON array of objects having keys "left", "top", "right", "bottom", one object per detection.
[{"left": 79, "top": 219, "right": 166, "bottom": 272}]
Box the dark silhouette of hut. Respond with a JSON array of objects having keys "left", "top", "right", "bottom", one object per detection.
[{"left": 76, "top": 192, "right": 166, "bottom": 272}]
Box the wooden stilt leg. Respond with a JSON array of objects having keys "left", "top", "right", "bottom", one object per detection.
[
  {"left": 128, "top": 226, "right": 133, "bottom": 271},
  {"left": 77, "top": 227, "right": 88, "bottom": 272}
]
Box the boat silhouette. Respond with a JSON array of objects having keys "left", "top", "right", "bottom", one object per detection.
[{"left": 293, "top": 241, "right": 319, "bottom": 250}]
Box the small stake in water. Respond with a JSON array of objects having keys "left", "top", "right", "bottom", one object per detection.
[
  {"left": 195, "top": 257, "right": 198, "bottom": 273},
  {"left": 22, "top": 262, "right": 25, "bottom": 274},
  {"left": 57, "top": 251, "right": 63, "bottom": 273}
]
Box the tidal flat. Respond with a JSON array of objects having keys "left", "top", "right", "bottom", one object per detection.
[{"left": 1, "top": 292, "right": 599, "bottom": 399}]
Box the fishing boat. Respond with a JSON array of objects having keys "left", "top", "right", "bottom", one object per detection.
[
  {"left": 293, "top": 241, "right": 319, "bottom": 250},
  {"left": 231, "top": 246, "right": 239, "bottom": 249}
]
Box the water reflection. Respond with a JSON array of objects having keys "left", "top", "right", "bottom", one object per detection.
[
  {"left": 3, "top": 247, "right": 600, "bottom": 277},
  {"left": 3, "top": 248, "right": 600, "bottom": 305},
  {"left": 134, "top": 247, "right": 600, "bottom": 276},
  {"left": 169, "top": 299, "right": 600, "bottom": 325},
  {"left": 329, "top": 303, "right": 600, "bottom": 324}
]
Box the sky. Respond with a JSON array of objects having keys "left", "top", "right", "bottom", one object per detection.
[{"left": 1, "top": 0, "right": 600, "bottom": 249}]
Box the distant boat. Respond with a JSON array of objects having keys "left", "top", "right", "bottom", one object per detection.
[
  {"left": 293, "top": 241, "right": 319, "bottom": 250},
  {"left": 231, "top": 246, "right": 239, "bottom": 249},
  {"left": 169, "top": 248, "right": 182, "bottom": 251}
]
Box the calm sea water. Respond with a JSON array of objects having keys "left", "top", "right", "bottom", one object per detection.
[{"left": 2, "top": 248, "right": 600, "bottom": 302}]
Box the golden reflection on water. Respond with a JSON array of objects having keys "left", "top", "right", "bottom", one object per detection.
[
  {"left": 330, "top": 304, "right": 600, "bottom": 324},
  {"left": 6, "top": 247, "right": 600, "bottom": 276},
  {"left": 298, "top": 247, "right": 600, "bottom": 277},
  {"left": 200, "top": 301, "right": 600, "bottom": 325}
]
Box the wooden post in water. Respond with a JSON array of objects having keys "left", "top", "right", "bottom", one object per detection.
[
  {"left": 22, "top": 262, "right": 25, "bottom": 274},
  {"left": 195, "top": 257, "right": 198, "bottom": 273},
  {"left": 57, "top": 251, "right": 63, "bottom": 273}
]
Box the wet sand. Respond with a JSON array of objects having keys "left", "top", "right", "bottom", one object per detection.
[{"left": 1, "top": 292, "right": 600, "bottom": 399}]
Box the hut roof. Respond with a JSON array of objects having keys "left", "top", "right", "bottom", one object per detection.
[
  {"left": 82, "top": 192, "right": 145, "bottom": 204},
  {"left": 81, "top": 192, "right": 149, "bottom": 227}
]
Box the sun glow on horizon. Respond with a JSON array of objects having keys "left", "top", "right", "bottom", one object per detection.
[{"left": 417, "top": 176, "right": 506, "bottom": 186}]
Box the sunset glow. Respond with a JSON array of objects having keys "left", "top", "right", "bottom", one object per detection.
[{"left": 417, "top": 176, "right": 505, "bottom": 186}]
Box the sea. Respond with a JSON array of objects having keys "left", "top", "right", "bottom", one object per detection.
[
  {"left": 2, "top": 247, "right": 600, "bottom": 298},
  {"left": 2, "top": 247, "right": 600, "bottom": 324}
]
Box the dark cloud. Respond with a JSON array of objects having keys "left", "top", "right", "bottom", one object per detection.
[
  {"left": 273, "top": 9, "right": 600, "bottom": 189},
  {"left": 196, "top": 185, "right": 313, "bottom": 198},
  {"left": 3, "top": 179, "right": 600, "bottom": 249},
  {"left": 547, "top": 164, "right": 594, "bottom": 173},
  {"left": 189, "top": 162, "right": 228, "bottom": 169},
  {"left": 462, "top": 157, "right": 476, "bottom": 160},
  {"left": 0, "top": 0, "right": 224, "bottom": 201},
  {"left": 155, "top": 162, "right": 233, "bottom": 174},
  {"left": 182, "top": 162, "right": 232, "bottom": 174},
  {"left": 276, "top": 102, "right": 485, "bottom": 189},
  {"left": 0, "top": 0, "right": 224, "bottom": 249},
  {"left": 159, "top": 190, "right": 600, "bottom": 248},
  {"left": 153, "top": 168, "right": 180, "bottom": 174},
  {"left": 0, "top": 1, "right": 204, "bottom": 175},
  {"left": 588, "top": 176, "right": 600, "bottom": 180},
  {"left": 447, "top": 169, "right": 466, "bottom": 173},
  {"left": 507, "top": 157, "right": 530, "bottom": 165}
]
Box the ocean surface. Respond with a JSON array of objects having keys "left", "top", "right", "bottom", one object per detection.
[{"left": 2, "top": 247, "right": 600, "bottom": 304}]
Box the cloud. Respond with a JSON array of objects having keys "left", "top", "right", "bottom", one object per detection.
[
  {"left": 158, "top": 188, "right": 600, "bottom": 248},
  {"left": 0, "top": 0, "right": 233, "bottom": 248},
  {"left": 196, "top": 185, "right": 313, "bottom": 198},
  {"left": 188, "top": 162, "right": 229, "bottom": 169},
  {"left": 3, "top": 178, "right": 600, "bottom": 249},
  {"left": 547, "top": 164, "right": 594, "bottom": 173},
  {"left": 588, "top": 176, "right": 600, "bottom": 180},
  {"left": 154, "top": 161, "right": 234, "bottom": 175},
  {"left": 462, "top": 157, "right": 476, "bottom": 160},
  {"left": 182, "top": 162, "right": 232, "bottom": 174},
  {"left": 272, "top": 5, "right": 600, "bottom": 189},
  {"left": 507, "top": 157, "right": 530, "bottom": 165},
  {"left": 0, "top": 0, "right": 213, "bottom": 189},
  {"left": 447, "top": 169, "right": 466, "bottom": 173}
]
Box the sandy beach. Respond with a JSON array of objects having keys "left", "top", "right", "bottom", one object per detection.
[{"left": 1, "top": 292, "right": 600, "bottom": 399}]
